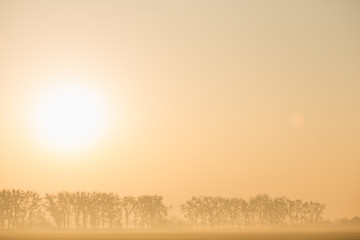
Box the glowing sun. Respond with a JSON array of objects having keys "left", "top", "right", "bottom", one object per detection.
[{"left": 33, "top": 84, "right": 107, "bottom": 151}]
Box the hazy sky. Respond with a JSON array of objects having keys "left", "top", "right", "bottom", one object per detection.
[{"left": 0, "top": 0, "right": 359, "bottom": 220}]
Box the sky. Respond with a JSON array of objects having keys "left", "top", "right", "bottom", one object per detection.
[{"left": 0, "top": 0, "right": 359, "bottom": 220}]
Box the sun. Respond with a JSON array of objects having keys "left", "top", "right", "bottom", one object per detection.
[{"left": 33, "top": 83, "right": 107, "bottom": 152}]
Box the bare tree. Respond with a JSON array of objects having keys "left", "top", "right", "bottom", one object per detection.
[
  {"left": 135, "top": 195, "right": 168, "bottom": 229},
  {"left": 121, "top": 196, "right": 137, "bottom": 229},
  {"left": 0, "top": 189, "right": 327, "bottom": 230}
]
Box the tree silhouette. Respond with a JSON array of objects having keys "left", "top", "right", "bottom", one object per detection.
[
  {"left": 121, "top": 196, "right": 137, "bottom": 229},
  {"left": 181, "top": 194, "right": 326, "bottom": 229},
  {"left": 0, "top": 189, "right": 327, "bottom": 230},
  {"left": 135, "top": 195, "right": 168, "bottom": 229},
  {"left": 181, "top": 197, "right": 202, "bottom": 228}
]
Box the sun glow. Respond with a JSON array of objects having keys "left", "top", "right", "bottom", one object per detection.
[{"left": 32, "top": 83, "right": 108, "bottom": 152}]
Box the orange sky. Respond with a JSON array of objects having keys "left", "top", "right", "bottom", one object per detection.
[{"left": 0, "top": 0, "right": 359, "bottom": 220}]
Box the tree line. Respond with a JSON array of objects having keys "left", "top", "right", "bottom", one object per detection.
[
  {"left": 0, "top": 189, "right": 325, "bottom": 230},
  {"left": 0, "top": 189, "right": 167, "bottom": 230},
  {"left": 181, "top": 194, "right": 326, "bottom": 228}
]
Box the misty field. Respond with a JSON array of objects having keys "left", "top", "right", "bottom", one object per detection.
[{"left": 1, "top": 232, "right": 360, "bottom": 240}]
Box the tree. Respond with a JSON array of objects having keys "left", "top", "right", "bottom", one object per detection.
[
  {"left": 181, "top": 197, "right": 202, "bottom": 228},
  {"left": 121, "top": 196, "right": 137, "bottom": 229},
  {"left": 102, "top": 192, "right": 121, "bottom": 229},
  {"left": 135, "top": 195, "right": 168, "bottom": 229}
]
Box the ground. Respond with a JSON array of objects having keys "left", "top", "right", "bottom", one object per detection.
[{"left": 1, "top": 231, "right": 360, "bottom": 240}]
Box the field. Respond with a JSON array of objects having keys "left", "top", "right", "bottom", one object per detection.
[{"left": 1, "top": 231, "right": 360, "bottom": 240}]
